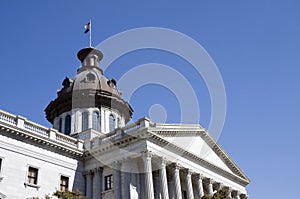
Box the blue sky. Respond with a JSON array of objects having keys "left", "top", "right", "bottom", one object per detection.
[{"left": 1, "top": 1, "right": 300, "bottom": 198}]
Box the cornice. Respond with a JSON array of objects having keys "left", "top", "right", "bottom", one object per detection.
[
  {"left": 0, "top": 122, "right": 84, "bottom": 159},
  {"left": 0, "top": 139, "right": 79, "bottom": 170}
]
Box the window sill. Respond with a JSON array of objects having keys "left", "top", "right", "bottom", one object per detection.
[
  {"left": 101, "top": 189, "right": 113, "bottom": 195},
  {"left": 24, "top": 182, "right": 40, "bottom": 190}
]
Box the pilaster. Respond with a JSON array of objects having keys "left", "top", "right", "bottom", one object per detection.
[
  {"left": 85, "top": 170, "right": 94, "bottom": 199},
  {"left": 93, "top": 167, "right": 103, "bottom": 199}
]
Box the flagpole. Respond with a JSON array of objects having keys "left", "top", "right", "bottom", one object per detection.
[{"left": 89, "top": 19, "right": 92, "bottom": 47}]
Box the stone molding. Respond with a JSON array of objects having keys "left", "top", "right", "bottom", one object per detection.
[{"left": 0, "top": 139, "right": 79, "bottom": 170}]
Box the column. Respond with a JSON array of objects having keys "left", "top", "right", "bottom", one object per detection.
[
  {"left": 171, "top": 163, "right": 182, "bottom": 199},
  {"left": 85, "top": 170, "right": 93, "bottom": 199},
  {"left": 223, "top": 186, "right": 232, "bottom": 199},
  {"left": 183, "top": 169, "right": 194, "bottom": 199},
  {"left": 159, "top": 158, "right": 169, "bottom": 199},
  {"left": 203, "top": 178, "right": 213, "bottom": 196},
  {"left": 113, "top": 161, "right": 122, "bottom": 199},
  {"left": 142, "top": 151, "right": 154, "bottom": 199},
  {"left": 193, "top": 174, "right": 204, "bottom": 199},
  {"left": 231, "top": 190, "right": 241, "bottom": 199},
  {"left": 153, "top": 171, "right": 161, "bottom": 199},
  {"left": 121, "top": 171, "right": 131, "bottom": 199},
  {"left": 93, "top": 167, "right": 103, "bottom": 199},
  {"left": 213, "top": 182, "right": 221, "bottom": 192}
]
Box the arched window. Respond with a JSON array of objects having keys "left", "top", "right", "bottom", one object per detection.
[
  {"left": 65, "top": 115, "right": 71, "bottom": 135},
  {"left": 109, "top": 114, "right": 115, "bottom": 132},
  {"left": 58, "top": 118, "right": 62, "bottom": 132},
  {"left": 92, "top": 111, "right": 101, "bottom": 131},
  {"left": 82, "top": 112, "right": 89, "bottom": 131}
]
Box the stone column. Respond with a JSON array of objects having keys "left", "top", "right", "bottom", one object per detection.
[
  {"left": 193, "top": 174, "right": 204, "bottom": 199},
  {"left": 213, "top": 182, "right": 222, "bottom": 192},
  {"left": 85, "top": 170, "right": 93, "bottom": 199},
  {"left": 93, "top": 167, "right": 103, "bottom": 199},
  {"left": 121, "top": 170, "right": 131, "bottom": 199},
  {"left": 171, "top": 163, "right": 182, "bottom": 199},
  {"left": 159, "top": 158, "right": 169, "bottom": 199},
  {"left": 153, "top": 171, "right": 161, "bottom": 199},
  {"left": 142, "top": 151, "right": 154, "bottom": 199},
  {"left": 232, "top": 190, "right": 241, "bottom": 199},
  {"left": 203, "top": 178, "right": 213, "bottom": 196},
  {"left": 113, "top": 161, "right": 122, "bottom": 199},
  {"left": 223, "top": 186, "right": 232, "bottom": 199},
  {"left": 183, "top": 169, "right": 194, "bottom": 199}
]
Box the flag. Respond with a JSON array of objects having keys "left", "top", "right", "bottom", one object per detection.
[{"left": 84, "top": 22, "right": 90, "bottom": 34}]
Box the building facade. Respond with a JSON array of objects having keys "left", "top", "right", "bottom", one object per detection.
[{"left": 0, "top": 47, "right": 249, "bottom": 199}]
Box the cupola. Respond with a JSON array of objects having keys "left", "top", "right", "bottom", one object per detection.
[{"left": 45, "top": 47, "right": 133, "bottom": 139}]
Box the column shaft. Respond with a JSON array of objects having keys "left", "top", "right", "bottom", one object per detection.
[
  {"left": 121, "top": 171, "right": 131, "bottom": 199},
  {"left": 113, "top": 162, "right": 122, "bottom": 199},
  {"left": 194, "top": 174, "right": 204, "bottom": 199},
  {"left": 184, "top": 170, "right": 194, "bottom": 199},
  {"left": 172, "top": 164, "right": 182, "bottom": 199},
  {"left": 207, "top": 179, "right": 214, "bottom": 196},
  {"left": 159, "top": 159, "right": 169, "bottom": 199},
  {"left": 142, "top": 152, "right": 154, "bottom": 199}
]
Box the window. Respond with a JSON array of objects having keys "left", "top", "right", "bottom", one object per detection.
[
  {"left": 58, "top": 118, "right": 62, "bottom": 132},
  {"left": 92, "top": 111, "right": 101, "bottom": 131},
  {"left": 27, "top": 167, "right": 38, "bottom": 185},
  {"left": 65, "top": 115, "right": 71, "bottom": 135},
  {"left": 0, "top": 158, "right": 2, "bottom": 173},
  {"left": 109, "top": 114, "right": 115, "bottom": 132},
  {"left": 82, "top": 112, "right": 89, "bottom": 131},
  {"left": 104, "top": 174, "right": 113, "bottom": 190},
  {"left": 60, "top": 176, "right": 69, "bottom": 192}
]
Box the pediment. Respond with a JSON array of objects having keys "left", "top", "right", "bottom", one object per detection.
[{"left": 149, "top": 123, "right": 249, "bottom": 181}]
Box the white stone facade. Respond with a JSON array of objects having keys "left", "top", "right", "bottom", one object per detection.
[
  {"left": 0, "top": 108, "right": 249, "bottom": 199},
  {"left": 0, "top": 110, "right": 85, "bottom": 199}
]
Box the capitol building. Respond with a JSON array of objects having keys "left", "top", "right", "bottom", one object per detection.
[{"left": 0, "top": 46, "right": 249, "bottom": 199}]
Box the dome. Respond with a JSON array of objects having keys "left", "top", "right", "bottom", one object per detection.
[{"left": 45, "top": 47, "right": 133, "bottom": 125}]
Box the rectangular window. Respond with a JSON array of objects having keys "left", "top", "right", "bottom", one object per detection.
[
  {"left": 104, "top": 174, "right": 113, "bottom": 190},
  {"left": 60, "top": 176, "right": 69, "bottom": 192},
  {"left": 27, "top": 166, "right": 38, "bottom": 185}
]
